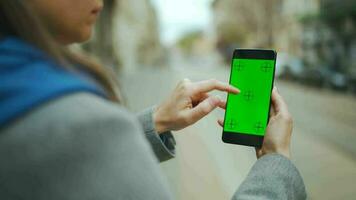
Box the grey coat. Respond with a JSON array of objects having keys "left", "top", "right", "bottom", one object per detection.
[{"left": 0, "top": 93, "right": 306, "bottom": 199}]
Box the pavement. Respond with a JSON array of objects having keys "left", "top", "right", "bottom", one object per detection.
[{"left": 119, "top": 55, "right": 356, "bottom": 200}]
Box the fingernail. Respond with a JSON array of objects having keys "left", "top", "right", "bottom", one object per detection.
[{"left": 230, "top": 85, "right": 240, "bottom": 93}]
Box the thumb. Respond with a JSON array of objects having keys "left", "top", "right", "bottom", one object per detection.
[{"left": 186, "top": 95, "right": 221, "bottom": 124}]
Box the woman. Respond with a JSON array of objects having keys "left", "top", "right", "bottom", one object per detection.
[{"left": 0, "top": 0, "right": 306, "bottom": 199}]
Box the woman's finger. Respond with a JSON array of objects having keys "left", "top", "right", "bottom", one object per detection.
[
  {"left": 185, "top": 95, "right": 221, "bottom": 124},
  {"left": 255, "top": 147, "right": 262, "bottom": 158},
  {"left": 269, "top": 106, "right": 276, "bottom": 118},
  {"left": 193, "top": 79, "right": 240, "bottom": 94},
  {"left": 192, "top": 93, "right": 210, "bottom": 105},
  {"left": 271, "top": 87, "right": 288, "bottom": 114},
  {"left": 217, "top": 119, "right": 224, "bottom": 127},
  {"left": 217, "top": 99, "right": 227, "bottom": 109}
]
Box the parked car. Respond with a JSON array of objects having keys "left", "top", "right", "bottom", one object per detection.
[
  {"left": 347, "top": 73, "right": 356, "bottom": 94},
  {"left": 326, "top": 71, "right": 348, "bottom": 90},
  {"left": 299, "top": 66, "right": 348, "bottom": 90},
  {"left": 299, "top": 67, "right": 325, "bottom": 88},
  {"left": 276, "top": 52, "right": 304, "bottom": 81}
]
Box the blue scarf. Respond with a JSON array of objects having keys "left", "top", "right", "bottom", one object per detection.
[{"left": 0, "top": 37, "right": 106, "bottom": 128}]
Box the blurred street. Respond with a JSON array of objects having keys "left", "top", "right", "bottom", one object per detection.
[
  {"left": 84, "top": 0, "right": 356, "bottom": 199},
  {"left": 120, "top": 54, "right": 356, "bottom": 200},
  {"left": 0, "top": 0, "right": 354, "bottom": 199}
]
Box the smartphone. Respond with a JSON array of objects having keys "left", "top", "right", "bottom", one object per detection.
[{"left": 222, "top": 49, "right": 276, "bottom": 147}]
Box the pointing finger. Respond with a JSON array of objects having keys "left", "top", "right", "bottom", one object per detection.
[{"left": 193, "top": 79, "right": 240, "bottom": 94}]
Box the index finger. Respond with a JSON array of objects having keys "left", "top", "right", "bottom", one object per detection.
[{"left": 193, "top": 79, "right": 240, "bottom": 94}]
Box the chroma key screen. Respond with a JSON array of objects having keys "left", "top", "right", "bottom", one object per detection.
[{"left": 223, "top": 58, "right": 275, "bottom": 136}]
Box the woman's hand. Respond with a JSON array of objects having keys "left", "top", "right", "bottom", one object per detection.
[
  {"left": 256, "top": 87, "right": 293, "bottom": 159},
  {"left": 153, "top": 78, "right": 240, "bottom": 133},
  {"left": 218, "top": 87, "right": 293, "bottom": 159}
]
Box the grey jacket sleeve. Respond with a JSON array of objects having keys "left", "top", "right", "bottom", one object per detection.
[
  {"left": 233, "top": 154, "right": 307, "bottom": 200},
  {"left": 136, "top": 107, "right": 176, "bottom": 162}
]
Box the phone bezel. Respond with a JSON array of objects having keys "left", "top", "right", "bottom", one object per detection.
[{"left": 222, "top": 49, "right": 277, "bottom": 148}]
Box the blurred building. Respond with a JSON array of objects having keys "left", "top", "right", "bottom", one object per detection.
[
  {"left": 301, "top": 0, "right": 356, "bottom": 72},
  {"left": 212, "top": 0, "right": 283, "bottom": 48},
  {"left": 211, "top": 0, "right": 322, "bottom": 54},
  {"left": 212, "top": 0, "right": 355, "bottom": 84},
  {"left": 81, "top": 0, "right": 165, "bottom": 73},
  {"left": 274, "top": 0, "right": 320, "bottom": 57},
  {"left": 212, "top": 0, "right": 284, "bottom": 63}
]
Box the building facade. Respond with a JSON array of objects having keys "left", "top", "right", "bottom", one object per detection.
[{"left": 81, "top": 0, "right": 165, "bottom": 73}]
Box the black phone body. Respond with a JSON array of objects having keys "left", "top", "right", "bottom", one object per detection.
[{"left": 222, "top": 49, "right": 277, "bottom": 147}]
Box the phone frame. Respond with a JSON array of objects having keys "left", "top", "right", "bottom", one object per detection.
[{"left": 222, "top": 49, "right": 277, "bottom": 148}]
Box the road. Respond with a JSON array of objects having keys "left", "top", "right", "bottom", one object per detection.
[{"left": 119, "top": 55, "right": 356, "bottom": 200}]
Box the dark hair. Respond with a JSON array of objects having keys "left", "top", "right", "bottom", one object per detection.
[{"left": 0, "top": 0, "right": 122, "bottom": 102}]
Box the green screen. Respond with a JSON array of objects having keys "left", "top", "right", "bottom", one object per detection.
[{"left": 223, "top": 58, "right": 275, "bottom": 136}]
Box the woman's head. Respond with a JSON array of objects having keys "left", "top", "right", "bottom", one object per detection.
[
  {"left": 0, "top": 0, "right": 121, "bottom": 102},
  {"left": 30, "top": 0, "right": 103, "bottom": 44}
]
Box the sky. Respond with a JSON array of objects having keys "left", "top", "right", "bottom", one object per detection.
[{"left": 150, "top": 0, "right": 213, "bottom": 46}]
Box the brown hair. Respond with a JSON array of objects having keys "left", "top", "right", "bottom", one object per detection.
[{"left": 0, "top": 0, "right": 122, "bottom": 102}]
